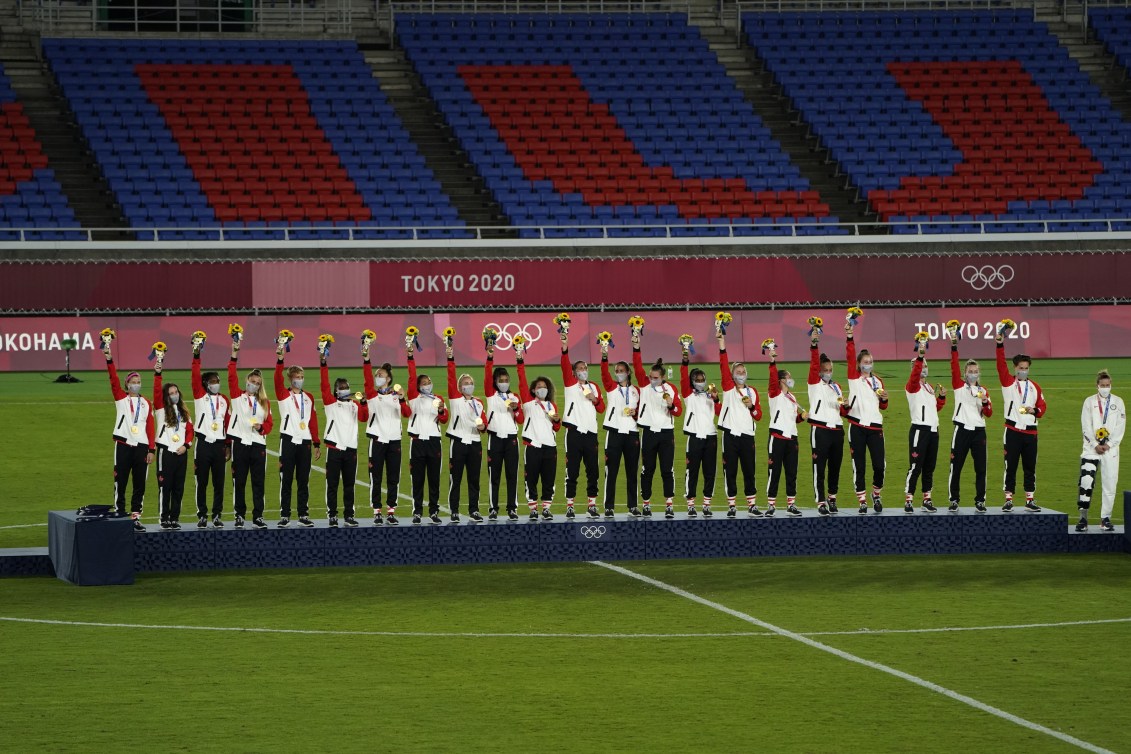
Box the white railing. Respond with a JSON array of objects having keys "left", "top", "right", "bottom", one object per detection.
[
  {"left": 3, "top": 218, "right": 1131, "bottom": 242},
  {"left": 388, "top": 0, "right": 692, "bottom": 14},
  {"left": 17, "top": 0, "right": 355, "bottom": 34},
  {"left": 732, "top": 0, "right": 1031, "bottom": 12}
]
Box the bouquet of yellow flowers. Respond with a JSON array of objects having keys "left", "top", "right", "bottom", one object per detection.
[
  {"left": 277, "top": 329, "right": 295, "bottom": 353},
  {"left": 512, "top": 333, "right": 527, "bottom": 355},
  {"left": 228, "top": 323, "right": 243, "bottom": 344},
  {"left": 628, "top": 315, "right": 645, "bottom": 337},
  {"left": 147, "top": 341, "right": 167, "bottom": 363},
  {"left": 317, "top": 333, "right": 335, "bottom": 357},
  {"left": 946, "top": 319, "right": 962, "bottom": 341},
  {"left": 846, "top": 307, "right": 863, "bottom": 326},
  {"left": 482, "top": 327, "right": 500, "bottom": 351},
  {"left": 404, "top": 326, "right": 421, "bottom": 351},
  {"left": 761, "top": 338, "right": 776, "bottom": 356},
  {"left": 807, "top": 316, "right": 823, "bottom": 337},
  {"left": 678, "top": 334, "right": 695, "bottom": 356},
  {"left": 596, "top": 331, "right": 615, "bottom": 349},
  {"left": 442, "top": 326, "right": 456, "bottom": 348},
  {"left": 191, "top": 330, "right": 207, "bottom": 353},
  {"left": 99, "top": 327, "right": 116, "bottom": 348},
  {"left": 913, "top": 330, "right": 930, "bottom": 353},
  {"left": 715, "top": 311, "right": 733, "bottom": 336},
  {"left": 554, "top": 312, "right": 571, "bottom": 335},
  {"left": 997, "top": 318, "right": 1016, "bottom": 337},
  {"left": 1096, "top": 427, "right": 1110, "bottom": 443},
  {"left": 361, "top": 329, "right": 376, "bottom": 355}
]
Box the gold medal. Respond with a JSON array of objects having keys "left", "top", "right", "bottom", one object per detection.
[
  {"left": 172, "top": 434, "right": 180, "bottom": 443},
  {"left": 432, "top": 398, "right": 442, "bottom": 410},
  {"left": 299, "top": 421, "right": 307, "bottom": 430},
  {"left": 211, "top": 422, "right": 219, "bottom": 431},
  {"left": 130, "top": 426, "right": 140, "bottom": 435},
  {"left": 392, "top": 384, "right": 403, "bottom": 393},
  {"left": 623, "top": 407, "right": 634, "bottom": 416},
  {"left": 354, "top": 391, "right": 363, "bottom": 402},
  {"left": 249, "top": 417, "right": 257, "bottom": 425}
]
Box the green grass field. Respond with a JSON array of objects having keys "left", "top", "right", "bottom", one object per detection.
[{"left": 2, "top": 361, "right": 1129, "bottom": 752}]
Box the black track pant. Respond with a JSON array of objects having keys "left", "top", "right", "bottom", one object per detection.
[
  {"left": 684, "top": 434, "right": 718, "bottom": 502},
  {"left": 849, "top": 423, "right": 886, "bottom": 494},
  {"left": 1003, "top": 428, "right": 1039, "bottom": 495},
  {"left": 113, "top": 442, "right": 149, "bottom": 515},
  {"left": 232, "top": 442, "right": 266, "bottom": 519},
  {"left": 487, "top": 433, "right": 520, "bottom": 514},
  {"left": 721, "top": 429, "right": 756, "bottom": 500},
  {"left": 278, "top": 436, "right": 312, "bottom": 517},
  {"left": 524, "top": 443, "right": 557, "bottom": 503},
  {"left": 948, "top": 425, "right": 987, "bottom": 504},
  {"left": 325, "top": 445, "right": 358, "bottom": 518},
  {"left": 410, "top": 435, "right": 442, "bottom": 517},
  {"left": 368, "top": 438, "right": 402, "bottom": 511},
  {"left": 766, "top": 432, "right": 799, "bottom": 500},
  {"left": 447, "top": 437, "right": 482, "bottom": 514},
  {"left": 640, "top": 427, "right": 675, "bottom": 502},
  {"left": 603, "top": 429, "right": 640, "bottom": 510},
  {"left": 564, "top": 426, "right": 600, "bottom": 502},
  {"left": 157, "top": 447, "right": 187, "bottom": 522},
  {"left": 904, "top": 425, "right": 939, "bottom": 496},
  {"left": 810, "top": 425, "right": 844, "bottom": 502},
  {"left": 194, "top": 437, "right": 226, "bottom": 518}
]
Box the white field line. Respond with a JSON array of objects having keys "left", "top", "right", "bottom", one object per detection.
[{"left": 590, "top": 560, "right": 1115, "bottom": 754}]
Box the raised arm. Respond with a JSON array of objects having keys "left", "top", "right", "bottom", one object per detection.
[
  {"left": 632, "top": 346, "right": 647, "bottom": 386},
  {"left": 995, "top": 341, "right": 1013, "bottom": 387},
  {"left": 768, "top": 357, "right": 781, "bottom": 398},
  {"left": 950, "top": 346, "right": 964, "bottom": 390},
  {"left": 320, "top": 363, "right": 335, "bottom": 406},
  {"left": 560, "top": 349, "right": 578, "bottom": 387},
  {"left": 363, "top": 355, "right": 378, "bottom": 400},
  {"left": 105, "top": 352, "right": 127, "bottom": 401},
  {"left": 153, "top": 370, "right": 164, "bottom": 410},
  {"left": 517, "top": 357, "right": 531, "bottom": 402},
  {"left": 485, "top": 352, "right": 497, "bottom": 398},
  {"left": 845, "top": 335, "right": 859, "bottom": 380},
  {"left": 274, "top": 358, "right": 288, "bottom": 400},
  {"left": 680, "top": 359, "right": 691, "bottom": 399},
  {"left": 227, "top": 357, "right": 241, "bottom": 397},
  {"left": 601, "top": 354, "right": 616, "bottom": 391},
  {"left": 719, "top": 348, "right": 736, "bottom": 393},
  {"left": 808, "top": 342, "right": 821, "bottom": 385},
  {"left": 446, "top": 349, "right": 459, "bottom": 399},
  {"left": 907, "top": 355, "right": 924, "bottom": 393},
  {"left": 191, "top": 354, "right": 205, "bottom": 399}
]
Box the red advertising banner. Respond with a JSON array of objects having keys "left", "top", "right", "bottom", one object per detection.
[
  {"left": 1, "top": 252, "right": 1128, "bottom": 312},
  {"left": 0, "top": 305, "right": 1125, "bottom": 372}
]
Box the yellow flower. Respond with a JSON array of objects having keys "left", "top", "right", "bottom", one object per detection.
[
  {"left": 999, "top": 318, "right": 1016, "bottom": 331},
  {"left": 405, "top": 326, "right": 419, "bottom": 337},
  {"left": 628, "top": 315, "right": 645, "bottom": 329},
  {"left": 715, "top": 312, "right": 733, "bottom": 324},
  {"left": 513, "top": 334, "right": 527, "bottom": 346},
  {"left": 808, "top": 316, "right": 823, "bottom": 328},
  {"left": 946, "top": 319, "right": 961, "bottom": 330},
  {"left": 151, "top": 341, "right": 167, "bottom": 352},
  {"left": 361, "top": 329, "right": 376, "bottom": 341},
  {"left": 679, "top": 333, "right": 694, "bottom": 343},
  {"left": 761, "top": 338, "right": 776, "bottom": 350},
  {"left": 318, "top": 334, "right": 335, "bottom": 344},
  {"left": 553, "top": 313, "right": 571, "bottom": 325},
  {"left": 443, "top": 327, "right": 456, "bottom": 338},
  {"left": 597, "top": 331, "right": 612, "bottom": 343},
  {"left": 1097, "top": 427, "right": 1110, "bottom": 441},
  {"left": 482, "top": 327, "right": 500, "bottom": 341},
  {"left": 100, "top": 327, "right": 116, "bottom": 340},
  {"left": 227, "top": 323, "right": 243, "bottom": 336},
  {"left": 847, "top": 307, "right": 863, "bottom": 318},
  {"left": 915, "top": 331, "right": 930, "bottom": 341},
  {"left": 192, "top": 330, "right": 207, "bottom": 340},
  {"left": 279, "top": 329, "right": 295, "bottom": 339}
]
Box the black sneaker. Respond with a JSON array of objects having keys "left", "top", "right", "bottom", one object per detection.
[
  {"left": 159, "top": 521, "right": 171, "bottom": 530},
  {"left": 1023, "top": 501, "right": 1041, "bottom": 513},
  {"left": 234, "top": 516, "right": 245, "bottom": 529},
  {"left": 628, "top": 506, "right": 643, "bottom": 518},
  {"left": 277, "top": 517, "right": 290, "bottom": 528},
  {"left": 974, "top": 501, "right": 987, "bottom": 513},
  {"left": 604, "top": 508, "right": 615, "bottom": 519},
  {"left": 529, "top": 510, "right": 539, "bottom": 521},
  {"left": 1075, "top": 515, "right": 1088, "bottom": 533},
  {"left": 212, "top": 514, "right": 224, "bottom": 528},
  {"left": 468, "top": 512, "right": 483, "bottom": 524},
  {"left": 429, "top": 513, "right": 443, "bottom": 525},
  {"left": 872, "top": 494, "right": 883, "bottom": 513},
  {"left": 541, "top": 508, "right": 553, "bottom": 521},
  {"left": 702, "top": 505, "right": 713, "bottom": 518},
  {"left": 1101, "top": 517, "right": 1114, "bottom": 532},
  {"left": 948, "top": 501, "right": 960, "bottom": 513},
  {"left": 686, "top": 506, "right": 697, "bottom": 518},
  {"left": 565, "top": 506, "right": 576, "bottom": 520},
  {"left": 412, "top": 514, "right": 422, "bottom": 525},
  {"left": 252, "top": 517, "right": 267, "bottom": 529},
  {"left": 450, "top": 513, "right": 461, "bottom": 523},
  {"left": 298, "top": 516, "right": 314, "bottom": 528},
  {"left": 858, "top": 503, "right": 869, "bottom": 515},
  {"left": 507, "top": 511, "right": 519, "bottom": 521},
  {"left": 1002, "top": 501, "right": 1014, "bottom": 513},
  {"left": 344, "top": 517, "right": 358, "bottom": 527},
  {"left": 488, "top": 509, "right": 498, "bottom": 522},
  {"left": 133, "top": 518, "right": 146, "bottom": 533},
  {"left": 818, "top": 503, "right": 830, "bottom": 516},
  {"left": 169, "top": 521, "right": 182, "bottom": 531},
  {"left": 197, "top": 516, "right": 208, "bottom": 529},
  {"left": 386, "top": 512, "right": 399, "bottom": 526},
  {"left": 747, "top": 504, "right": 762, "bottom": 518},
  {"left": 764, "top": 505, "right": 776, "bottom": 518},
  {"left": 727, "top": 505, "right": 737, "bottom": 519},
  {"left": 664, "top": 504, "right": 675, "bottom": 520},
  {"left": 904, "top": 502, "right": 914, "bottom": 514},
  {"left": 828, "top": 499, "right": 839, "bottom": 514},
  {"left": 329, "top": 516, "right": 339, "bottom": 528},
  {"left": 642, "top": 503, "right": 652, "bottom": 518},
  {"left": 922, "top": 501, "right": 937, "bottom": 513},
  {"left": 787, "top": 505, "right": 802, "bottom": 517},
  {"left": 373, "top": 512, "right": 383, "bottom": 525},
  {"left": 587, "top": 505, "right": 600, "bottom": 519}
]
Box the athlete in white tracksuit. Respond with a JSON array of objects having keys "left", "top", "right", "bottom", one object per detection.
[{"left": 1076, "top": 369, "right": 1125, "bottom": 532}]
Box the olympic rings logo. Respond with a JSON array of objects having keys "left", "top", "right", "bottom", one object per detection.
[
  {"left": 580, "top": 525, "right": 607, "bottom": 539},
  {"left": 961, "top": 264, "right": 1015, "bottom": 291},
  {"left": 485, "top": 322, "right": 542, "bottom": 348}
]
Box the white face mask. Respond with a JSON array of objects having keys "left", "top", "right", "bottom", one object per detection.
[
  {"left": 785, "top": 377, "right": 795, "bottom": 389},
  {"left": 650, "top": 377, "right": 663, "bottom": 388},
  {"left": 460, "top": 383, "right": 475, "bottom": 396},
  {"left": 861, "top": 363, "right": 874, "bottom": 373},
  {"left": 336, "top": 389, "right": 352, "bottom": 400},
  {"left": 496, "top": 381, "right": 510, "bottom": 393},
  {"left": 615, "top": 372, "right": 629, "bottom": 384},
  {"left": 820, "top": 371, "right": 833, "bottom": 383},
  {"left": 291, "top": 378, "right": 304, "bottom": 390},
  {"left": 246, "top": 382, "right": 259, "bottom": 395},
  {"left": 420, "top": 384, "right": 433, "bottom": 395},
  {"left": 207, "top": 382, "right": 221, "bottom": 395},
  {"left": 693, "top": 381, "right": 707, "bottom": 392},
  {"left": 734, "top": 373, "right": 747, "bottom": 385},
  {"left": 1099, "top": 386, "right": 1112, "bottom": 398},
  {"left": 127, "top": 382, "right": 142, "bottom": 395},
  {"left": 1015, "top": 369, "right": 1029, "bottom": 380},
  {"left": 966, "top": 372, "right": 979, "bottom": 385},
  {"left": 375, "top": 376, "right": 387, "bottom": 388},
  {"left": 576, "top": 370, "right": 589, "bottom": 382},
  {"left": 168, "top": 393, "right": 180, "bottom": 404},
  {"left": 534, "top": 387, "right": 548, "bottom": 400}
]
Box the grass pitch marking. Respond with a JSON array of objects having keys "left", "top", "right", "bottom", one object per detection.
[{"left": 591, "top": 560, "right": 1115, "bottom": 754}]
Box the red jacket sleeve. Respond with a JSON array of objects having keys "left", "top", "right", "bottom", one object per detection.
[
  {"left": 228, "top": 358, "right": 241, "bottom": 397},
  {"left": 720, "top": 349, "right": 735, "bottom": 392},
  {"left": 185, "top": 420, "right": 195, "bottom": 446},
  {"left": 680, "top": 361, "right": 691, "bottom": 399},
  {"left": 592, "top": 386, "right": 605, "bottom": 414},
  {"left": 768, "top": 360, "right": 781, "bottom": 398},
  {"left": 601, "top": 356, "right": 616, "bottom": 391},
  {"left": 514, "top": 403, "right": 525, "bottom": 424},
  {"left": 981, "top": 393, "right": 994, "bottom": 418},
  {"left": 400, "top": 396, "right": 412, "bottom": 418},
  {"left": 153, "top": 372, "right": 164, "bottom": 409},
  {"left": 259, "top": 405, "right": 273, "bottom": 437},
  {"left": 308, "top": 395, "right": 320, "bottom": 445},
  {"left": 436, "top": 398, "right": 449, "bottom": 425},
  {"left": 751, "top": 389, "right": 762, "bottom": 422},
  {"left": 447, "top": 357, "right": 459, "bottom": 399},
  {"left": 407, "top": 355, "right": 419, "bottom": 401},
  {"left": 633, "top": 348, "right": 647, "bottom": 386},
  {"left": 907, "top": 357, "right": 924, "bottom": 393},
  {"left": 146, "top": 404, "right": 156, "bottom": 450},
  {"left": 363, "top": 358, "right": 378, "bottom": 400},
  {"left": 485, "top": 356, "right": 497, "bottom": 398},
  {"left": 550, "top": 402, "right": 562, "bottom": 433},
  {"left": 846, "top": 337, "right": 859, "bottom": 379},
  {"left": 107, "top": 359, "right": 127, "bottom": 401},
  {"left": 808, "top": 345, "right": 821, "bottom": 385},
  {"left": 996, "top": 343, "right": 1014, "bottom": 387},
  {"left": 1034, "top": 383, "right": 1047, "bottom": 418},
  {"left": 357, "top": 400, "right": 369, "bottom": 423},
  {"left": 950, "top": 347, "right": 964, "bottom": 390},
  {"left": 518, "top": 360, "right": 531, "bottom": 402},
  {"left": 192, "top": 355, "right": 205, "bottom": 399},
  {"left": 321, "top": 363, "right": 335, "bottom": 406},
  {"left": 668, "top": 387, "right": 683, "bottom": 417},
  {"left": 561, "top": 350, "right": 578, "bottom": 387},
  {"left": 274, "top": 361, "right": 288, "bottom": 400},
  {"left": 935, "top": 394, "right": 946, "bottom": 412}
]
